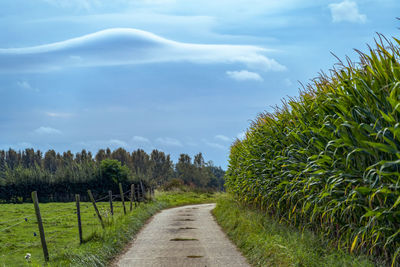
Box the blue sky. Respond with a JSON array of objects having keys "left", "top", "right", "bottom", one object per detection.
[{"left": 0, "top": 0, "right": 399, "bottom": 168}]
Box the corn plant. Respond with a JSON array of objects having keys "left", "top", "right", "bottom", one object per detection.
[{"left": 225, "top": 35, "right": 400, "bottom": 266}]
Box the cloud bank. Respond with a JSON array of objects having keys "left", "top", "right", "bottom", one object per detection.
[
  {"left": 132, "top": 136, "right": 151, "bottom": 143},
  {"left": 34, "top": 126, "right": 62, "bottom": 135},
  {"left": 215, "top": 134, "right": 231, "bottom": 142},
  {"left": 0, "top": 28, "right": 285, "bottom": 73},
  {"left": 46, "top": 112, "right": 74, "bottom": 118},
  {"left": 328, "top": 1, "right": 366, "bottom": 24},
  {"left": 226, "top": 70, "right": 263, "bottom": 81},
  {"left": 156, "top": 137, "right": 183, "bottom": 147}
]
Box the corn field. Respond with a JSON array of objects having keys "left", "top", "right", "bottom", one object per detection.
[{"left": 225, "top": 35, "right": 400, "bottom": 266}]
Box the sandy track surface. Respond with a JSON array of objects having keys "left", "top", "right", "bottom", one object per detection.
[{"left": 115, "top": 203, "right": 250, "bottom": 267}]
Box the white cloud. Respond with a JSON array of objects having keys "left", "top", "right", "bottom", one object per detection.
[
  {"left": 226, "top": 70, "right": 264, "bottom": 81},
  {"left": 17, "top": 81, "right": 32, "bottom": 89},
  {"left": 215, "top": 135, "right": 231, "bottom": 142},
  {"left": 203, "top": 139, "right": 226, "bottom": 150},
  {"left": 0, "top": 28, "right": 285, "bottom": 73},
  {"left": 132, "top": 136, "right": 151, "bottom": 143},
  {"left": 109, "top": 139, "right": 128, "bottom": 147},
  {"left": 328, "top": 1, "right": 366, "bottom": 23},
  {"left": 17, "top": 81, "right": 39, "bottom": 92},
  {"left": 34, "top": 126, "right": 62, "bottom": 135},
  {"left": 156, "top": 137, "right": 183, "bottom": 147},
  {"left": 46, "top": 112, "right": 74, "bottom": 118}
]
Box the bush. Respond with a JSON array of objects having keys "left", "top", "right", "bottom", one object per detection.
[{"left": 162, "top": 178, "right": 185, "bottom": 191}]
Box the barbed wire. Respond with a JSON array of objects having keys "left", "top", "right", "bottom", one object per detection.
[
  {"left": 40, "top": 206, "right": 77, "bottom": 217},
  {"left": 0, "top": 188, "right": 147, "bottom": 231},
  {"left": 94, "top": 194, "right": 109, "bottom": 202},
  {"left": 0, "top": 215, "right": 34, "bottom": 225},
  {"left": 0, "top": 219, "right": 29, "bottom": 233},
  {"left": 46, "top": 232, "right": 65, "bottom": 243},
  {"left": 42, "top": 212, "right": 76, "bottom": 222},
  {"left": 93, "top": 189, "right": 137, "bottom": 202}
]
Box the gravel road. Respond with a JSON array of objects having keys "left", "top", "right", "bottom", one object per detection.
[{"left": 115, "top": 203, "right": 250, "bottom": 267}]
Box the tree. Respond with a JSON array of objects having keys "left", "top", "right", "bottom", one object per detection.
[
  {"left": 150, "top": 149, "right": 173, "bottom": 186},
  {"left": 95, "top": 149, "right": 107, "bottom": 163},
  {"left": 62, "top": 151, "right": 74, "bottom": 167},
  {"left": 130, "top": 149, "right": 151, "bottom": 181},
  {"left": 194, "top": 152, "right": 205, "bottom": 168},
  {"left": 21, "top": 148, "right": 35, "bottom": 168},
  {"left": 111, "top": 148, "right": 130, "bottom": 166},
  {"left": 100, "top": 159, "right": 130, "bottom": 189},
  {"left": 0, "top": 147, "right": 225, "bottom": 202},
  {"left": 193, "top": 152, "right": 210, "bottom": 187},
  {"left": 5, "top": 149, "right": 18, "bottom": 170},
  {"left": 44, "top": 150, "right": 57, "bottom": 173},
  {"left": 205, "top": 161, "right": 225, "bottom": 190},
  {"left": 175, "top": 154, "right": 195, "bottom": 185}
]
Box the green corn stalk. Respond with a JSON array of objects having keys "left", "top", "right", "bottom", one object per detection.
[{"left": 225, "top": 34, "right": 400, "bottom": 266}]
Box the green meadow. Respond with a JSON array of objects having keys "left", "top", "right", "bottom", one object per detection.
[{"left": 0, "top": 191, "right": 216, "bottom": 266}]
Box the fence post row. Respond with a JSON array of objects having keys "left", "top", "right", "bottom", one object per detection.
[
  {"left": 29, "top": 187, "right": 145, "bottom": 264},
  {"left": 109, "top": 190, "right": 114, "bottom": 216},
  {"left": 75, "top": 194, "right": 83, "bottom": 244},
  {"left": 32, "top": 191, "right": 49, "bottom": 262},
  {"left": 119, "top": 183, "right": 127, "bottom": 215},
  {"left": 87, "top": 190, "right": 105, "bottom": 229}
]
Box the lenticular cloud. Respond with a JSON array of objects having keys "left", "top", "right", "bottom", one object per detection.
[{"left": 0, "top": 28, "right": 285, "bottom": 73}]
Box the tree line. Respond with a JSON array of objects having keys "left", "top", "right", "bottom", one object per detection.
[{"left": 0, "top": 148, "right": 224, "bottom": 202}]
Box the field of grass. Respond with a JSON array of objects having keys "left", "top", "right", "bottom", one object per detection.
[
  {"left": 213, "top": 195, "right": 379, "bottom": 267},
  {"left": 0, "top": 191, "right": 216, "bottom": 266}
]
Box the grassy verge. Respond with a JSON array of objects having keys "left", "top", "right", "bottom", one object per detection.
[
  {"left": 0, "top": 191, "right": 216, "bottom": 266},
  {"left": 213, "top": 195, "right": 378, "bottom": 267}
]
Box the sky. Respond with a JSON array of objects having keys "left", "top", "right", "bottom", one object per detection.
[{"left": 0, "top": 0, "right": 399, "bottom": 168}]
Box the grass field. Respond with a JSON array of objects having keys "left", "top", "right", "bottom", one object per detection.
[
  {"left": 0, "top": 191, "right": 216, "bottom": 266},
  {"left": 213, "top": 195, "right": 380, "bottom": 267}
]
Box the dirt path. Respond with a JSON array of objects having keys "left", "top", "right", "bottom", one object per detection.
[{"left": 115, "top": 203, "right": 250, "bottom": 267}]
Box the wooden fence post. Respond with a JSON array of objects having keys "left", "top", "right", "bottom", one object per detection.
[
  {"left": 119, "top": 183, "right": 126, "bottom": 215},
  {"left": 75, "top": 194, "right": 83, "bottom": 244},
  {"left": 140, "top": 180, "right": 145, "bottom": 202},
  {"left": 87, "top": 190, "right": 104, "bottom": 228},
  {"left": 108, "top": 190, "right": 113, "bottom": 216},
  {"left": 135, "top": 184, "right": 139, "bottom": 206},
  {"left": 149, "top": 187, "right": 154, "bottom": 200},
  {"left": 130, "top": 184, "right": 134, "bottom": 212},
  {"left": 32, "top": 191, "right": 49, "bottom": 262}
]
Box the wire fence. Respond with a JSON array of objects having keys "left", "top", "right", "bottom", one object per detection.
[
  {"left": 94, "top": 195, "right": 109, "bottom": 202},
  {"left": 0, "top": 220, "right": 29, "bottom": 233},
  {"left": 0, "top": 182, "right": 154, "bottom": 265},
  {"left": 0, "top": 215, "right": 34, "bottom": 225}
]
